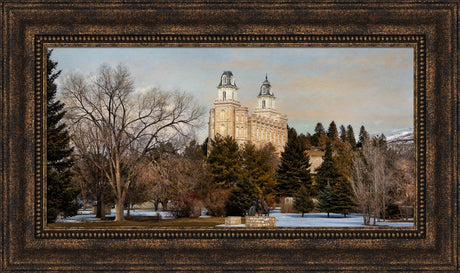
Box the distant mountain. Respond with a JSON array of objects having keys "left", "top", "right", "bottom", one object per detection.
[{"left": 385, "top": 127, "right": 414, "bottom": 143}]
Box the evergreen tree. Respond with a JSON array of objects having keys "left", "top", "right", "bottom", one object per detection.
[
  {"left": 201, "top": 137, "right": 209, "bottom": 158},
  {"left": 339, "top": 125, "right": 347, "bottom": 142},
  {"left": 316, "top": 184, "right": 333, "bottom": 217},
  {"left": 311, "top": 122, "right": 326, "bottom": 146},
  {"left": 314, "top": 122, "right": 326, "bottom": 136},
  {"left": 298, "top": 133, "right": 311, "bottom": 150},
  {"left": 293, "top": 185, "right": 314, "bottom": 217},
  {"left": 207, "top": 135, "right": 241, "bottom": 189},
  {"left": 47, "top": 50, "right": 80, "bottom": 223},
  {"left": 241, "top": 143, "right": 276, "bottom": 198},
  {"left": 330, "top": 177, "right": 354, "bottom": 217},
  {"left": 327, "top": 121, "right": 339, "bottom": 141},
  {"left": 225, "top": 177, "right": 258, "bottom": 216},
  {"left": 333, "top": 141, "right": 353, "bottom": 179},
  {"left": 314, "top": 141, "right": 341, "bottom": 194},
  {"left": 276, "top": 127, "right": 313, "bottom": 197},
  {"left": 357, "top": 125, "right": 370, "bottom": 148},
  {"left": 346, "top": 125, "right": 357, "bottom": 148}
]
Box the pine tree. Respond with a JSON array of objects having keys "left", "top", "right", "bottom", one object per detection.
[
  {"left": 314, "top": 122, "right": 326, "bottom": 136},
  {"left": 327, "top": 121, "right": 339, "bottom": 141},
  {"left": 339, "top": 125, "right": 347, "bottom": 142},
  {"left": 346, "top": 125, "right": 357, "bottom": 148},
  {"left": 225, "top": 177, "right": 258, "bottom": 216},
  {"left": 316, "top": 184, "right": 333, "bottom": 218},
  {"left": 293, "top": 185, "right": 314, "bottom": 217},
  {"left": 357, "top": 125, "right": 370, "bottom": 148},
  {"left": 330, "top": 177, "right": 354, "bottom": 217},
  {"left": 47, "top": 50, "right": 80, "bottom": 223},
  {"left": 311, "top": 122, "right": 326, "bottom": 147},
  {"left": 314, "top": 141, "right": 341, "bottom": 194},
  {"left": 241, "top": 143, "right": 276, "bottom": 198},
  {"left": 207, "top": 135, "right": 241, "bottom": 189},
  {"left": 276, "top": 127, "right": 313, "bottom": 197},
  {"left": 201, "top": 137, "right": 209, "bottom": 158},
  {"left": 333, "top": 141, "right": 353, "bottom": 179}
]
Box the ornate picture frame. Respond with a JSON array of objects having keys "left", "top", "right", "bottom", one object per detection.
[{"left": 2, "top": 1, "right": 458, "bottom": 271}]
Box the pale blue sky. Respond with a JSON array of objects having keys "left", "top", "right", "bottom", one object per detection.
[{"left": 52, "top": 47, "right": 413, "bottom": 142}]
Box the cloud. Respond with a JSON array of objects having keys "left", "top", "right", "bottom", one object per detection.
[{"left": 51, "top": 47, "right": 413, "bottom": 141}]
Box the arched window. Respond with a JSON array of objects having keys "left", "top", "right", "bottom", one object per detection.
[
  {"left": 222, "top": 75, "right": 227, "bottom": 84},
  {"left": 262, "top": 100, "right": 266, "bottom": 109},
  {"left": 220, "top": 109, "right": 225, "bottom": 120},
  {"left": 220, "top": 124, "right": 226, "bottom": 135},
  {"left": 223, "top": 91, "right": 226, "bottom": 100}
]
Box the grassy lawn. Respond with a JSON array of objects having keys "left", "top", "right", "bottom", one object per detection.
[{"left": 48, "top": 216, "right": 227, "bottom": 229}]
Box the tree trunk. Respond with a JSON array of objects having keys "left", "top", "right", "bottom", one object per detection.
[
  {"left": 327, "top": 212, "right": 330, "bottom": 218},
  {"left": 114, "top": 158, "right": 125, "bottom": 221},
  {"left": 127, "top": 203, "right": 131, "bottom": 217},
  {"left": 96, "top": 193, "right": 105, "bottom": 219},
  {"left": 115, "top": 199, "right": 124, "bottom": 221}
]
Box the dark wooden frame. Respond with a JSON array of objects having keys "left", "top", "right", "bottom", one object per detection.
[{"left": 1, "top": 1, "right": 458, "bottom": 271}]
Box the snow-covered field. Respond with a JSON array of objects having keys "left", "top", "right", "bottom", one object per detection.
[
  {"left": 55, "top": 209, "right": 174, "bottom": 223},
  {"left": 57, "top": 208, "right": 413, "bottom": 228},
  {"left": 270, "top": 210, "right": 413, "bottom": 228}
]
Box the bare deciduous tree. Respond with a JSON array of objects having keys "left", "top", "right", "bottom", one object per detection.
[
  {"left": 61, "top": 64, "right": 204, "bottom": 221},
  {"left": 71, "top": 120, "right": 112, "bottom": 218},
  {"left": 350, "top": 141, "right": 397, "bottom": 225},
  {"left": 391, "top": 144, "right": 415, "bottom": 220},
  {"left": 148, "top": 151, "right": 204, "bottom": 214}
]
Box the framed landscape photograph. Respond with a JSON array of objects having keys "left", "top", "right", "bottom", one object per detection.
[
  {"left": 45, "top": 46, "right": 416, "bottom": 230},
  {"left": 1, "top": 1, "right": 458, "bottom": 272}
]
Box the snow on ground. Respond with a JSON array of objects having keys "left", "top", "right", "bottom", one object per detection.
[
  {"left": 57, "top": 208, "right": 413, "bottom": 228},
  {"left": 270, "top": 210, "right": 413, "bottom": 228},
  {"left": 56, "top": 209, "right": 174, "bottom": 223}
]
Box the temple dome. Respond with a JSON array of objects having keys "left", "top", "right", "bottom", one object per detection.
[
  {"left": 258, "top": 74, "right": 275, "bottom": 97},
  {"left": 218, "top": 71, "right": 237, "bottom": 88}
]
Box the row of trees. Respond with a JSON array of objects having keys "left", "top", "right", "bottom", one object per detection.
[
  {"left": 275, "top": 120, "right": 414, "bottom": 223},
  {"left": 275, "top": 125, "right": 354, "bottom": 218},
  {"left": 304, "top": 120, "right": 370, "bottom": 151}
]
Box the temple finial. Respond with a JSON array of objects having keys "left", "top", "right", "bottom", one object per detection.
[{"left": 265, "top": 73, "right": 268, "bottom": 80}]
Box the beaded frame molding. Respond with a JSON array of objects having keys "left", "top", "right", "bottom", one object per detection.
[
  {"left": 34, "top": 34, "right": 426, "bottom": 240},
  {"left": 2, "top": 1, "right": 458, "bottom": 272}
]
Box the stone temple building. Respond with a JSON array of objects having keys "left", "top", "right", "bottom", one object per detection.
[{"left": 208, "top": 71, "right": 288, "bottom": 155}]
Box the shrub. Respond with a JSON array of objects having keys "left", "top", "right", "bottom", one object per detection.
[
  {"left": 170, "top": 192, "right": 203, "bottom": 218},
  {"left": 204, "top": 188, "right": 230, "bottom": 217}
]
